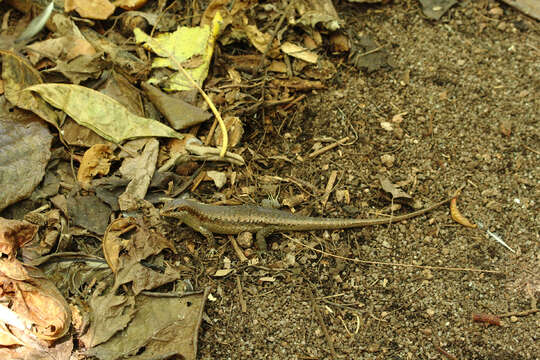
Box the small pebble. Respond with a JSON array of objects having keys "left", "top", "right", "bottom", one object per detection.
[
  {"left": 237, "top": 232, "right": 253, "bottom": 248},
  {"left": 381, "top": 154, "right": 395, "bottom": 167}
]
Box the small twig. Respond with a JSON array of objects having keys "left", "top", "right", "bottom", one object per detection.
[
  {"left": 355, "top": 45, "right": 384, "bottom": 58},
  {"left": 205, "top": 117, "right": 219, "bottom": 146},
  {"left": 256, "top": 1, "right": 293, "bottom": 73},
  {"left": 308, "top": 136, "right": 350, "bottom": 158},
  {"left": 171, "top": 163, "right": 204, "bottom": 197},
  {"left": 236, "top": 276, "right": 247, "bottom": 313},
  {"left": 229, "top": 235, "right": 248, "bottom": 262},
  {"left": 286, "top": 235, "right": 503, "bottom": 274},
  {"left": 498, "top": 308, "right": 539, "bottom": 318},
  {"left": 523, "top": 144, "right": 540, "bottom": 155},
  {"left": 190, "top": 170, "right": 206, "bottom": 192},
  {"left": 321, "top": 170, "right": 338, "bottom": 208},
  {"left": 308, "top": 287, "right": 337, "bottom": 359},
  {"left": 435, "top": 344, "right": 458, "bottom": 360},
  {"left": 282, "top": 94, "right": 307, "bottom": 111}
]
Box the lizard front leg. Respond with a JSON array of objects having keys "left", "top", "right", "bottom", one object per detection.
[{"left": 193, "top": 225, "right": 216, "bottom": 247}]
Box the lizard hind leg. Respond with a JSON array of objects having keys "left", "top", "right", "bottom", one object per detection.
[{"left": 255, "top": 226, "right": 279, "bottom": 251}]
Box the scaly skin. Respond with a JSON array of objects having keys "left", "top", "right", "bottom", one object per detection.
[{"left": 160, "top": 197, "right": 452, "bottom": 250}]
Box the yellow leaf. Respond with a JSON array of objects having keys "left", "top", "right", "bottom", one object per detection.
[{"left": 134, "top": 13, "right": 222, "bottom": 91}]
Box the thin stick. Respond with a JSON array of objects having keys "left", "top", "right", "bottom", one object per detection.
[
  {"left": 523, "top": 144, "right": 540, "bottom": 155},
  {"left": 229, "top": 235, "right": 248, "bottom": 262},
  {"left": 435, "top": 344, "right": 458, "bottom": 360},
  {"left": 205, "top": 118, "right": 219, "bottom": 146},
  {"left": 355, "top": 45, "right": 385, "bottom": 58},
  {"left": 285, "top": 235, "right": 503, "bottom": 274},
  {"left": 321, "top": 170, "right": 338, "bottom": 208},
  {"left": 308, "top": 288, "right": 337, "bottom": 359},
  {"left": 256, "top": 1, "right": 293, "bottom": 73},
  {"left": 309, "top": 137, "right": 350, "bottom": 158},
  {"left": 498, "top": 308, "right": 539, "bottom": 318},
  {"left": 236, "top": 276, "right": 247, "bottom": 313}
]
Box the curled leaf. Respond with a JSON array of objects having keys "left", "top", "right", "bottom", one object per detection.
[{"left": 450, "top": 197, "right": 477, "bottom": 228}]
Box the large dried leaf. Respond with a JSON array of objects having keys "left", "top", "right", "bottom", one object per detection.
[
  {"left": 500, "top": 0, "right": 540, "bottom": 20},
  {"left": 0, "top": 97, "right": 53, "bottom": 211},
  {"left": 79, "top": 292, "right": 136, "bottom": 348},
  {"left": 25, "top": 84, "right": 183, "bottom": 144},
  {"left": 103, "top": 217, "right": 177, "bottom": 294},
  {"left": 67, "top": 194, "right": 111, "bottom": 235},
  {"left": 47, "top": 54, "right": 106, "bottom": 84},
  {"left": 87, "top": 291, "right": 207, "bottom": 360},
  {"left": 1, "top": 50, "right": 59, "bottom": 128},
  {"left": 64, "top": 0, "right": 115, "bottom": 20},
  {"left": 26, "top": 35, "right": 96, "bottom": 65},
  {"left": 99, "top": 71, "right": 144, "bottom": 117},
  {"left": 0, "top": 259, "right": 71, "bottom": 342}
]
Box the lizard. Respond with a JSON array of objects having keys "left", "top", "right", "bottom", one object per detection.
[{"left": 160, "top": 196, "right": 453, "bottom": 250}]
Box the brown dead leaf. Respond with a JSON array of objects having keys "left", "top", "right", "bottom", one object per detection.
[
  {"left": 1, "top": 50, "right": 59, "bottom": 128},
  {"left": 62, "top": 118, "right": 111, "bottom": 147},
  {"left": 329, "top": 32, "right": 350, "bottom": 52},
  {"left": 79, "top": 292, "right": 136, "bottom": 348},
  {"left": 99, "top": 72, "right": 144, "bottom": 117},
  {"left": 27, "top": 35, "right": 96, "bottom": 65},
  {"left": 0, "top": 97, "right": 53, "bottom": 211},
  {"left": 103, "top": 217, "right": 177, "bottom": 294},
  {"left": 87, "top": 291, "right": 208, "bottom": 360},
  {"left": 142, "top": 83, "right": 212, "bottom": 130},
  {"left": 48, "top": 54, "right": 106, "bottom": 84},
  {"left": 118, "top": 138, "right": 159, "bottom": 211},
  {"left": 114, "top": 0, "right": 148, "bottom": 11},
  {"left": 378, "top": 175, "right": 412, "bottom": 200},
  {"left": 77, "top": 144, "right": 115, "bottom": 190},
  {"left": 65, "top": 0, "right": 115, "bottom": 20},
  {"left": 214, "top": 116, "right": 243, "bottom": 147},
  {"left": 67, "top": 194, "right": 112, "bottom": 235},
  {"left": 103, "top": 217, "right": 138, "bottom": 273},
  {"left": 0, "top": 259, "right": 71, "bottom": 342},
  {"left": 0, "top": 218, "right": 37, "bottom": 258}
]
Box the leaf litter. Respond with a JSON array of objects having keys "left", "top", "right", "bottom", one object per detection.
[{"left": 0, "top": 0, "right": 537, "bottom": 359}]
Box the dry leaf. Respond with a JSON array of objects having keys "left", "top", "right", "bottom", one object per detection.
[
  {"left": 1, "top": 50, "right": 59, "bottom": 128},
  {"left": 378, "top": 176, "right": 412, "bottom": 200},
  {"left": 0, "top": 218, "right": 38, "bottom": 258},
  {"left": 87, "top": 291, "right": 207, "bottom": 360},
  {"left": 142, "top": 83, "right": 212, "bottom": 130},
  {"left": 0, "top": 97, "right": 53, "bottom": 212},
  {"left": 118, "top": 138, "right": 159, "bottom": 211},
  {"left": 65, "top": 0, "right": 115, "bottom": 20},
  {"left": 77, "top": 144, "right": 115, "bottom": 190},
  {"left": 0, "top": 259, "right": 71, "bottom": 342},
  {"left": 281, "top": 42, "right": 319, "bottom": 64},
  {"left": 25, "top": 84, "right": 182, "bottom": 144}
]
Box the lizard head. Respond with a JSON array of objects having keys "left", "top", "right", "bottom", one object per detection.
[{"left": 160, "top": 198, "right": 191, "bottom": 220}]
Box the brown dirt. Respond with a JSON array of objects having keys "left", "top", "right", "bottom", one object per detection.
[{"left": 189, "top": 1, "right": 539, "bottom": 359}]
